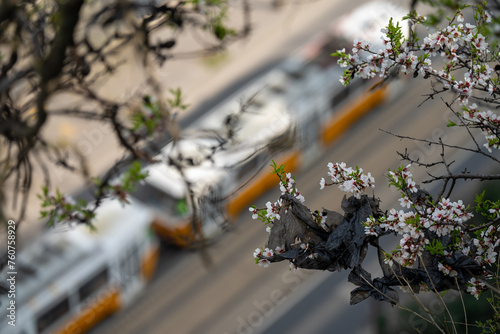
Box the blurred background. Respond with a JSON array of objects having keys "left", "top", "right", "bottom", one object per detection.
[{"left": 3, "top": 1, "right": 498, "bottom": 333}]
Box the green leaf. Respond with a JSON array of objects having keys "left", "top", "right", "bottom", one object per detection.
[
  {"left": 424, "top": 239, "right": 445, "bottom": 256},
  {"left": 213, "top": 24, "right": 227, "bottom": 40}
]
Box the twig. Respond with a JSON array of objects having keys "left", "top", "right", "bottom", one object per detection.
[{"left": 380, "top": 129, "right": 500, "bottom": 164}]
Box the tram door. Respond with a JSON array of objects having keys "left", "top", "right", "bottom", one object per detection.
[
  {"left": 299, "top": 106, "right": 322, "bottom": 164},
  {"left": 117, "top": 243, "right": 142, "bottom": 305}
]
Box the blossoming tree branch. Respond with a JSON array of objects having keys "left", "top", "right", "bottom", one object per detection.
[
  {"left": 0, "top": 0, "right": 250, "bottom": 227},
  {"left": 250, "top": 2, "right": 500, "bottom": 323}
]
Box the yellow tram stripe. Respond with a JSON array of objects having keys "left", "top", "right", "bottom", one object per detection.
[
  {"left": 151, "top": 218, "right": 195, "bottom": 248},
  {"left": 321, "top": 87, "right": 386, "bottom": 146},
  {"left": 141, "top": 244, "right": 161, "bottom": 282},
  {"left": 56, "top": 288, "right": 120, "bottom": 334},
  {"left": 226, "top": 150, "right": 301, "bottom": 220}
]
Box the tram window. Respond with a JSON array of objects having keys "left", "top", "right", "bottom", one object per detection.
[
  {"left": 269, "top": 83, "right": 285, "bottom": 94},
  {"left": 330, "top": 86, "right": 350, "bottom": 108},
  {"left": 119, "top": 244, "right": 139, "bottom": 288},
  {"left": 236, "top": 154, "right": 264, "bottom": 181},
  {"left": 236, "top": 158, "right": 256, "bottom": 180},
  {"left": 286, "top": 68, "right": 304, "bottom": 80},
  {"left": 36, "top": 297, "right": 70, "bottom": 333},
  {"left": 78, "top": 268, "right": 109, "bottom": 302},
  {"left": 311, "top": 41, "right": 344, "bottom": 68},
  {"left": 330, "top": 78, "right": 364, "bottom": 109},
  {"left": 133, "top": 183, "right": 189, "bottom": 218}
]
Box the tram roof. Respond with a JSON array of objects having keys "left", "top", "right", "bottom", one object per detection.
[{"left": 144, "top": 97, "right": 293, "bottom": 198}]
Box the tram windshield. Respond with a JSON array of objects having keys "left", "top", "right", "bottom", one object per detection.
[{"left": 133, "top": 182, "right": 191, "bottom": 219}]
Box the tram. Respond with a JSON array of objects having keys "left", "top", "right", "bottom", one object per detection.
[
  {"left": 133, "top": 1, "right": 405, "bottom": 247},
  {"left": 0, "top": 199, "right": 160, "bottom": 334}
]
